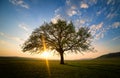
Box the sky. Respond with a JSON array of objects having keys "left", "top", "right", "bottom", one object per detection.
[{"left": 0, "top": 0, "right": 120, "bottom": 60}]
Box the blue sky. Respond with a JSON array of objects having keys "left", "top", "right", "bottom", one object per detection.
[{"left": 0, "top": 0, "right": 120, "bottom": 59}]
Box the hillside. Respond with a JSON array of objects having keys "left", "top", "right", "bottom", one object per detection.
[{"left": 97, "top": 52, "right": 120, "bottom": 59}]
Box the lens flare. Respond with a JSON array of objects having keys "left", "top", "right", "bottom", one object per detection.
[{"left": 41, "top": 34, "right": 51, "bottom": 76}]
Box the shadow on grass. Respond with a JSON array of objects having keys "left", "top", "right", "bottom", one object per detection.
[{"left": 63, "top": 63, "right": 81, "bottom": 67}]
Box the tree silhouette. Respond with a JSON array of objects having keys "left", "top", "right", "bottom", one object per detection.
[{"left": 22, "top": 19, "right": 92, "bottom": 64}]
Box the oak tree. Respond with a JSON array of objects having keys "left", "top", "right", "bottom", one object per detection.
[{"left": 22, "top": 19, "right": 92, "bottom": 64}]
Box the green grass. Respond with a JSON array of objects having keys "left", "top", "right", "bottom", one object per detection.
[{"left": 0, "top": 58, "right": 120, "bottom": 78}]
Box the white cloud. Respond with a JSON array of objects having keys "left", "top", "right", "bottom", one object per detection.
[
  {"left": 90, "top": 22, "right": 104, "bottom": 40},
  {"left": 96, "top": 7, "right": 106, "bottom": 16},
  {"left": 67, "top": 9, "right": 77, "bottom": 16},
  {"left": 55, "top": 8, "right": 61, "bottom": 15},
  {"left": 95, "top": 29, "right": 105, "bottom": 40},
  {"left": 0, "top": 32, "right": 4, "bottom": 36},
  {"left": 71, "top": 6, "right": 76, "bottom": 10},
  {"left": 65, "top": 0, "right": 78, "bottom": 17},
  {"left": 96, "top": 22, "right": 103, "bottom": 30},
  {"left": 9, "top": 0, "right": 29, "bottom": 9},
  {"left": 51, "top": 14, "right": 64, "bottom": 24},
  {"left": 90, "top": 22, "right": 103, "bottom": 32},
  {"left": 112, "top": 36, "right": 120, "bottom": 41},
  {"left": 90, "top": 0, "right": 97, "bottom": 4},
  {"left": 75, "top": 19, "right": 86, "bottom": 26},
  {"left": 66, "top": 0, "right": 71, "bottom": 5},
  {"left": 106, "top": 13, "right": 116, "bottom": 19},
  {"left": 112, "top": 22, "right": 120, "bottom": 28},
  {"left": 66, "top": 5, "right": 77, "bottom": 17},
  {"left": 18, "top": 23, "right": 29, "bottom": 32},
  {"left": 80, "top": 3, "right": 89, "bottom": 9},
  {"left": 97, "top": 11, "right": 101, "bottom": 15},
  {"left": 52, "top": 6, "right": 66, "bottom": 24},
  {"left": 107, "top": 0, "right": 112, "bottom": 5},
  {"left": 0, "top": 32, "right": 22, "bottom": 43},
  {"left": 80, "top": 20, "right": 85, "bottom": 24}
]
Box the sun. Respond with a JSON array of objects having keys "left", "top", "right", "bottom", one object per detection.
[{"left": 41, "top": 51, "right": 51, "bottom": 58}]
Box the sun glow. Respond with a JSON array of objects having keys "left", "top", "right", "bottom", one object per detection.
[
  {"left": 41, "top": 34, "right": 51, "bottom": 76},
  {"left": 41, "top": 51, "right": 51, "bottom": 58}
]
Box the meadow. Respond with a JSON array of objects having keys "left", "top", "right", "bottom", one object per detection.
[{"left": 0, "top": 57, "right": 120, "bottom": 78}]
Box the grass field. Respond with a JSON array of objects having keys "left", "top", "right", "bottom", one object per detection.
[{"left": 0, "top": 57, "right": 120, "bottom": 78}]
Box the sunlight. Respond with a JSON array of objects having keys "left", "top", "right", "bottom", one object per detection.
[
  {"left": 41, "top": 34, "right": 51, "bottom": 76},
  {"left": 41, "top": 51, "right": 51, "bottom": 58}
]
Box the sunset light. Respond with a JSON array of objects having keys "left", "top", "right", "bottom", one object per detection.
[
  {"left": 41, "top": 51, "right": 51, "bottom": 58},
  {"left": 0, "top": 0, "right": 120, "bottom": 78},
  {"left": 0, "top": 0, "right": 120, "bottom": 60}
]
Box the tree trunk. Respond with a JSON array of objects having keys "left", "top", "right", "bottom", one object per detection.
[{"left": 60, "top": 52, "right": 64, "bottom": 64}]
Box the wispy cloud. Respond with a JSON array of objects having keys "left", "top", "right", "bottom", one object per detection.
[
  {"left": 67, "top": 9, "right": 77, "bottom": 17},
  {"left": 51, "top": 7, "right": 66, "bottom": 24},
  {"left": 112, "top": 36, "right": 120, "bottom": 41},
  {"left": 0, "top": 32, "right": 22, "bottom": 43},
  {"left": 107, "top": 0, "right": 115, "bottom": 5},
  {"left": 51, "top": 14, "right": 64, "bottom": 24},
  {"left": 18, "top": 23, "right": 29, "bottom": 32},
  {"left": 95, "top": 28, "right": 105, "bottom": 40},
  {"left": 79, "top": 20, "right": 85, "bottom": 24},
  {"left": 75, "top": 19, "right": 86, "bottom": 27},
  {"left": 66, "top": 1, "right": 78, "bottom": 17},
  {"left": 106, "top": 13, "right": 116, "bottom": 19},
  {"left": 107, "top": 0, "right": 112, "bottom": 5},
  {"left": 9, "top": 0, "right": 29, "bottom": 9},
  {"left": 80, "top": 3, "right": 89, "bottom": 9},
  {"left": 90, "top": 0, "right": 97, "bottom": 4},
  {"left": 90, "top": 22, "right": 103, "bottom": 35},
  {"left": 96, "top": 11, "right": 101, "bottom": 15},
  {"left": 90, "top": 22, "right": 105, "bottom": 40},
  {"left": 66, "top": 0, "right": 71, "bottom": 5},
  {"left": 54, "top": 7, "right": 61, "bottom": 15},
  {"left": 112, "top": 22, "right": 120, "bottom": 28}
]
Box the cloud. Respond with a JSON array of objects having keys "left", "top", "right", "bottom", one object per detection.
[
  {"left": 95, "top": 29, "right": 105, "bottom": 40},
  {"left": 75, "top": 19, "right": 86, "bottom": 27},
  {"left": 67, "top": 9, "right": 77, "bottom": 16},
  {"left": 80, "top": 3, "right": 89, "bottom": 9},
  {"left": 18, "top": 23, "right": 29, "bottom": 32},
  {"left": 67, "top": 5, "right": 77, "bottom": 17},
  {"left": 66, "top": 0, "right": 71, "bottom": 5},
  {"left": 54, "top": 8, "right": 61, "bottom": 15},
  {"left": 80, "top": 20, "right": 85, "bottom": 24},
  {"left": 96, "top": 22, "right": 103, "bottom": 29},
  {"left": 112, "top": 22, "right": 120, "bottom": 28},
  {"left": 112, "top": 36, "right": 120, "bottom": 41},
  {"left": 9, "top": 0, "right": 29, "bottom": 9},
  {"left": 107, "top": 0, "right": 112, "bottom": 5},
  {"left": 90, "top": 22, "right": 103, "bottom": 33},
  {"left": 52, "top": 6, "right": 67, "bottom": 24},
  {"left": 96, "top": 10, "right": 101, "bottom": 15},
  {"left": 96, "top": 7, "right": 107, "bottom": 16},
  {"left": 90, "top": 22, "right": 104, "bottom": 40},
  {"left": 106, "top": 13, "right": 116, "bottom": 19},
  {"left": 0, "top": 32, "right": 4, "bottom": 36},
  {"left": 0, "top": 32, "right": 22, "bottom": 43},
  {"left": 90, "top": 0, "right": 97, "bottom": 4},
  {"left": 51, "top": 14, "right": 64, "bottom": 24}
]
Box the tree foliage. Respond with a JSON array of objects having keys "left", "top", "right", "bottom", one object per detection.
[{"left": 22, "top": 19, "right": 93, "bottom": 64}]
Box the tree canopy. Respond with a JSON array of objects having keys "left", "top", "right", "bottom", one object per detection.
[{"left": 22, "top": 19, "right": 93, "bottom": 64}]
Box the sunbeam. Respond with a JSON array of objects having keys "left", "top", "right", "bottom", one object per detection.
[{"left": 42, "top": 34, "right": 51, "bottom": 76}]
